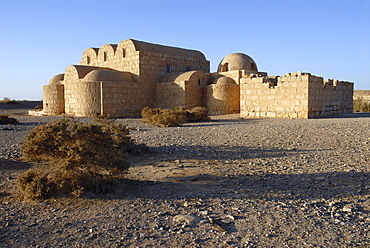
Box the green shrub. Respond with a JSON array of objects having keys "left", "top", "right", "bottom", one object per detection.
[
  {"left": 19, "top": 117, "right": 145, "bottom": 200},
  {"left": 0, "top": 115, "right": 19, "bottom": 124},
  {"left": 353, "top": 98, "right": 370, "bottom": 112},
  {"left": 142, "top": 106, "right": 210, "bottom": 127}
]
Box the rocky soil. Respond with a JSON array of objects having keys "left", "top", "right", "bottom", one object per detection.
[{"left": 0, "top": 108, "right": 369, "bottom": 247}]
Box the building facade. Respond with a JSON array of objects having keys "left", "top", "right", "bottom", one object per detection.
[{"left": 42, "top": 39, "right": 353, "bottom": 118}]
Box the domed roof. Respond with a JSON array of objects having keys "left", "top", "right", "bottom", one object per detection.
[
  {"left": 82, "top": 70, "right": 134, "bottom": 82},
  {"left": 213, "top": 76, "right": 236, "bottom": 85},
  {"left": 48, "top": 74, "right": 65, "bottom": 85},
  {"left": 217, "top": 53, "right": 258, "bottom": 72}
]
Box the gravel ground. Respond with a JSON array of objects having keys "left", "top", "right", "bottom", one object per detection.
[{"left": 0, "top": 110, "right": 370, "bottom": 247}]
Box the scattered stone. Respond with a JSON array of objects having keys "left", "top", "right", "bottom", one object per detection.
[{"left": 173, "top": 215, "right": 200, "bottom": 227}]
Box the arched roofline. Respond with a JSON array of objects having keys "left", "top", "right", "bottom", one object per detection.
[
  {"left": 125, "top": 39, "right": 207, "bottom": 61},
  {"left": 82, "top": 47, "right": 100, "bottom": 56},
  {"left": 82, "top": 70, "right": 135, "bottom": 82},
  {"left": 66, "top": 65, "right": 115, "bottom": 79},
  {"left": 160, "top": 71, "right": 203, "bottom": 82}
]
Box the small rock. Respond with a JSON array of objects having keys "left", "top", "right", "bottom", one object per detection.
[
  {"left": 173, "top": 214, "right": 200, "bottom": 227},
  {"left": 200, "top": 210, "right": 208, "bottom": 215},
  {"left": 342, "top": 206, "right": 352, "bottom": 212},
  {"left": 226, "top": 214, "right": 235, "bottom": 221}
]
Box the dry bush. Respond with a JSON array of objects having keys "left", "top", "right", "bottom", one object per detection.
[
  {"left": 19, "top": 117, "right": 145, "bottom": 200},
  {"left": 353, "top": 98, "right": 370, "bottom": 112},
  {"left": 141, "top": 107, "right": 186, "bottom": 127},
  {"left": 0, "top": 97, "right": 17, "bottom": 104},
  {"left": 33, "top": 105, "right": 43, "bottom": 110},
  {"left": 142, "top": 106, "right": 209, "bottom": 127},
  {"left": 184, "top": 106, "right": 210, "bottom": 122},
  {"left": 0, "top": 115, "right": 19, "bottom": 124}
]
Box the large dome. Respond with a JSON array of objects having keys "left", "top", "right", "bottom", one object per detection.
[{"left": 217, "top": 53, "right": 258, "bottom": 73}]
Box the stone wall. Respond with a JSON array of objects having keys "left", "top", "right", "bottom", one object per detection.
[
  {"left": 154, "top": 81, "right": 186, "bottom": 109},
  {"left": 307, "top": 77, "right": 353, "bottom": 117},
  {"left": 240, "top": 73, "right": 310, "bottom": 118},
  {"left": 64, "top": 82, "right": 101, "bottom": 117},
  {"left": 42, "top": 85, "right": 65, "bottom": 115},
  {"left": 206, "top": 84, "right": 240, "bottom": 115},
  {"left": 100, "top": 82, "right": 149, "bottom": 117},
  {"left": 240, "top": 72, "right": 353, "bottom": 118}
]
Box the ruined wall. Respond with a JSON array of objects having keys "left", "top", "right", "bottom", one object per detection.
[
  {"left": 240, "top": 72, "right": 353, "bottom": 118},
  {"left": 240, "top": 72, "right": 310, "bottom": 118},
  {"left": 307, "top": 76, "right": 353, "bottom": 117},
  {"left": 42, "top": 85, "right": 65, "bottom": 115}
]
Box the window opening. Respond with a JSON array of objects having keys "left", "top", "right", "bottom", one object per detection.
[
  {"left": 166, "top": 64, "right": 171, "bottom": 73},
  {"left": 87, "top": 56, "right": 91, "bottom": 65},
  {"left": 198, "top": 79, "right": 201, "bottom": 85},
  {"left": 103, "top": 52, "right": 107, "bottom": 62},
  {"left": 222, "top": 63, "right": 229, "bottom": 72},
  {"left": 122, "top": 49, "right": 126, "bottom": 58}
]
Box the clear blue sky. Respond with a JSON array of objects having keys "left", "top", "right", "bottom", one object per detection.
[{"left": 0, "top": 0, "right": 369, "bottom": 100}]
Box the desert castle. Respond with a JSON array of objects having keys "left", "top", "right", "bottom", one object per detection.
[{"left": 41, "top": 39, "right": 353, "bottom": 118}]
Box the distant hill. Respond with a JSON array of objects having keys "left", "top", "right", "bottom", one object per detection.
[{"left": 354, "top": 90, "right": 370, "bottom": 102}]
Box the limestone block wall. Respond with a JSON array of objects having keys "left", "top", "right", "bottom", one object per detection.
[
  {"left": 42, "top": 85, "right": 65, "bottom": 115},
  {"left": 138, "top": 50, "right": 209, "bottom": 83},
  {"left": 307, "top": 76, "right": 353, "bottom": 117},
  {"left": 100, "top": 82, "right": 147, "bottom": 117},
  {"left": 64, "top": 65, "right": 115, "bottom": 85},
  {"left": 216, "top": 70, "right": 242, "bottom": 84},
  {"left": 80, "top": 48, "right": 99, "bottom": 67},
  {"left": 80, "top": 40, "right": 140, "bottom": 81},
  {"left": 184, "top": 71, "right": 205, "bottom": 109},
  {"left": 206, "top": 84, "right": 240, "bottom": 115},
  {"left": 240, "top": 74, "right": 309, "bottom": 118},
  {"left": 64, "top": 82, "right": 101, "bottom": 117},
  {"left": 154, "top": 81, "right": 186, "bottom": 109}
]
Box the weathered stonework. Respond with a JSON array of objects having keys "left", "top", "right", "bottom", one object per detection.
[{"left": 41, "top": 39, "right": 353, "bottom": 118}]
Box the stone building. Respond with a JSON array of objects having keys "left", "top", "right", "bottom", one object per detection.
[{"left": 42, "top": 39, "right": 353, "bottom": 118}]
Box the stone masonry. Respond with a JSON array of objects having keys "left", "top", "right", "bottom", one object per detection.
[{"left": 41, "top": 39, "right": 353, "bottom": 118}]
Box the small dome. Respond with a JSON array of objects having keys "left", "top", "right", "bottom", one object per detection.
[
  {"left": 217, "top": 53, "right": 258, "bottom": 73},
  {"left": 213, "top": 76, "right": 236, "bottom": 85},
  {"left": 82, "top": 70, "right": 134, "bottom": 82},
  {"left": 48, "top": 74, "right": 65, "bottom": 85}
]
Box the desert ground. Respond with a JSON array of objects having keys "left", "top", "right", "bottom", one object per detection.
[{"left": 0, "top": 102, "right": 369, "bottom": 247}]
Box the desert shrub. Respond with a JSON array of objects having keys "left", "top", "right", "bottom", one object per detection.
[
  {"left": 0, "top": 97, "right": 17, "bottom": 104},
  {"left": 33, "top": 105, "right": 43, "bottom": 110},
  {"left": 142, "top": 106, "right": 210, "bottom": 127},
  {"left": 19, "top": 117, "right": 144, "bottom": 200},
  {"left": 353, "top": 98, "right": 370, "bottom": 112},
  {"left": 0, "top": 115, "right": 19, "bottom": 124},
  {"left": 141, "top": 107, "right": 186, "bottom": 127},
  {"left": 184, "top": 106, "right": 210, "bottom": 122}
]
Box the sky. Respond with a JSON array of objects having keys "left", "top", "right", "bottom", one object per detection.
[{"left": 0, "top": 0, "right": 369, "bottom": 100}]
